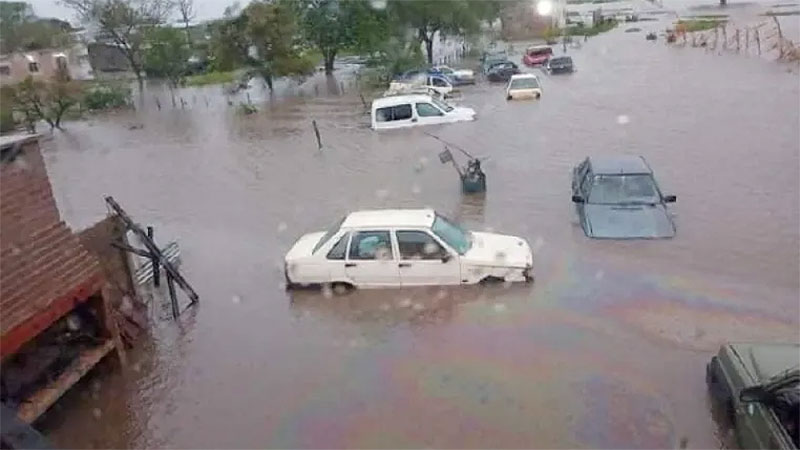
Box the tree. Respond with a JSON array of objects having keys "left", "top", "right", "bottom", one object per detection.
[
  {"left": 9, "top": 71, "right": 83, "bottom": 131},
  {"left": 388, "top": 0, "right": 481, "bottom": 64},
  {"left": 209, "top": 0, "right": 314, "bottom": 90},
  {"left": 176, "top": 0, "right": 195, "bottom": 44},
  {"left": 301, "top": 0, "right": 387, "bottom": 75},
  {"left": 143, "top": 26, "right": 190, "bottom": 87},
  {"left": 0, "top": 2, "right": 74, "bottom": 53},
  {"left": 61, "top": 0, "right": 173, "bottom": 85}
]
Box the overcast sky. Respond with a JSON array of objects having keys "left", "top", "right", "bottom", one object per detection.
[{"left": 27, "top": 0, "right": 235, "bottom": 24}]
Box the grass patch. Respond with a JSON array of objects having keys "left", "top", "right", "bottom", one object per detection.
[
  {"left": 566, "top": 19, "right": 619, "bottom": 36},
  {"left": 762, "top": 9, "right": 800, "bottom": 15},
  {"left": 686, "top": 13, "right": 729, "bottom": 19},
  {"left": 185, "top": 70, "right": 238, "bottom": 86},
  {"left": 566, "top": 0, "right": 619, "bottom": 4},
  {"left": 676, "top": 18, "right": 726, "bottom": 32}
]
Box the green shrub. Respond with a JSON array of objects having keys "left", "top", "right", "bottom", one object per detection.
[
  {"left": 83, "top": 84, "right": 132, "bottom": 111},
  {"left": 185, "top": 70, "right": 238, "bottom": 86}
]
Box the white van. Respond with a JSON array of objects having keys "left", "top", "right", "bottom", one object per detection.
[{"left": 370, "top": 94, "right": 476, "bottom": 130}]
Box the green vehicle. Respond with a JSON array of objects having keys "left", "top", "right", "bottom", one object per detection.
[{"left": 706, "top": 342, "right": 799, "bottom": 449}]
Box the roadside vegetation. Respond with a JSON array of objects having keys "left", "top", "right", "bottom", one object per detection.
[
  {"left": 676, "top": 18, "right": 727, "bottom": 32},
  {"left": 185, "top": 71, "right": 239, "bottom": 87},
  {"left": 761, "top": 9, "right": 800, "bottom": 15},
  {"left": 0, "top": 74, "right": 132, "bottom": 133},
  {"left": 543, "top": 19, "right": 619, "bottom": 41},
  {"left": 1, "top": 0, "right": 515, "bottom": 131}
]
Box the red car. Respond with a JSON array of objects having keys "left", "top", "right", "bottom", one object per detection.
[{"left": 522, "top": 45, "right": 553, "bottom": 66}]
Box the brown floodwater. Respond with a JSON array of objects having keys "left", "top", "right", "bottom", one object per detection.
[{"left": 34, "top": 6, "right": 798, "bottom": 449}]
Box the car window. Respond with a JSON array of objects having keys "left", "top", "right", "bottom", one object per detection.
[
  {"left": 396, "top": 231, "right": 445, "bottom": 259},
  {"left": 349, "top": 231, "right": 393, "bottom": 260},
  {"left": 376, "top": 104, "right": 412, "bottom": 122},
  {"left": 588, "top": 174, "right": 660, "bottom": 204},
  {"left": 580, "top": 170, "right": 593, "bottom": 196},
  {"left": 393, "top": 104, "right": 412, "bottom": 120},
  {"left": 313, "top": 216, "right": 345, "bottom": 253},
  {"left": 432, "top": 215, "right": 471, "bottom": 255},
  {"left": 416, "top": 103, "right": 444, "bottom": 117},
  {"left": 432, "top": 77, "right": 448, "bottom": 87},
  {"left": 326, "top": 232, "right": 350, "bottom": 260},
  {"left": 376, "top": 107, "right": 392, "bottom": 122}
]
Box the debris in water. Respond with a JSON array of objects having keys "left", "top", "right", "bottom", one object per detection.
[
  {"left": 231, "top": 295, "right": 242, "bottom": 304},
  {"left": 617, "top": 114, "right": 630, "bottom": 125},
  {"left": 92, "top": 408, "right": 102, "bottom": 419},
  {"left": 493, "top": 302, "right": 508, "bottom": 312},
  {"left": 277, "top": 222, "right": 287, "bottom": 233},
  {"left": 398, "top": 298, "right": 412, "bottom": 308},
  {"left": 412, "top": 303, "right": 425, "bottom": 311}
]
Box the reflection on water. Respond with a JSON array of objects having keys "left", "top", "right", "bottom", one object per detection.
[{"left": 35, "top": 6, "right": 799, "bottom": 449}]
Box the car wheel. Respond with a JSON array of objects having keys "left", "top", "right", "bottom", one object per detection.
[
  {"left": 480, "top": 276, "right": 505, "bottom": 284},
  {"left": 330, "top": 282, "right": 355, "bottom": 294},
  {"left": 506, "top": 95, "right": 512, "bottom": 101}
]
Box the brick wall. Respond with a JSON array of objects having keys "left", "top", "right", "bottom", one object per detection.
[{"left": 0, "top": 136, "right": 103, "bottom": 359}]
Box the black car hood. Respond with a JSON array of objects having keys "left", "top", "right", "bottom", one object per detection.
[{"left": 583, "top": 203, "right": 675, "bottom": 239}]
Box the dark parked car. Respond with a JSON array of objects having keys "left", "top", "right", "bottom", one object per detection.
[
  {"left": 481, "top": 49, "right": 509, "bottom": 74},
  {"left": 546, "top": 56, "right": 574, "bottom": 74},
  {"left": 486, "top": 61, "right": 520, "bottom": 82},
  {"left": 571, "top": 155, "right": 677, "bottom": 239},
  {"left": 707, "top": 342, "right": 799, "bottom": 449}
]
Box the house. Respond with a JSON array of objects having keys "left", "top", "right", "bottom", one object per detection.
[{"left": 0, "top": 44, "right": 93, "bottom": 84}]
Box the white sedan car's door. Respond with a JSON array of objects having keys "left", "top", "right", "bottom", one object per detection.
[
  {"left": 395, "top": 230, "right": 461, "bottom": 286},
  {"left": 345, "top": 230, "right": 401, "bottom": 287}
]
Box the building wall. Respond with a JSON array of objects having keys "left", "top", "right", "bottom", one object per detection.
[
  {"left": 86, "top": 43, "right": 131, "bottom": 73},
  {"left": 78, "top": 215, "right": 136, "bottom": 311},
  {"left": 0, "top": 45, "right": 93, "bottom": 85}
]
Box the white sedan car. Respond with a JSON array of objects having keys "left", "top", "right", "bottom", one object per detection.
[
  {"left": 285, "top": 209, "right": 533, "bottom": 289},
  {"left": 506, "top": 74, "right": 543, "bottom": 100}
]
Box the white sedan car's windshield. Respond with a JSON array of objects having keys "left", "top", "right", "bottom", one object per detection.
[
  {"left": 431, "top": 215, "right": 471, "bottom": 254},
  {"left": 510, "top": 78, "right": 540, "bottom": 90},
  {"left": 312, "top": 216, "right": 345, "bottom": 253},
  {"left": 588, "top": 174, "right": 661, "bottom": 205}
]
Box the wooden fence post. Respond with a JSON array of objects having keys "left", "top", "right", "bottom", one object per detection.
[{"left": 755, "top": 29, "right": 761, "bottom": 54}]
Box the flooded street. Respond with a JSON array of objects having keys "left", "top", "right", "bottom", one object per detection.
[{"left": 35, "top": 4, "right": 798, "bottom": 448}]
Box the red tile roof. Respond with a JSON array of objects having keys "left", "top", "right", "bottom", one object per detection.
[{"left": 0, "top": 135, "right": 102, "bottom": 358}]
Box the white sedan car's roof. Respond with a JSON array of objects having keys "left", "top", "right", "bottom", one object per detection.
[
  {"left": 510, "top": 73, "right": 539, "bottom": 81},
  {"left": 342, "top": 209, "right": 435, "bottom": 229}
]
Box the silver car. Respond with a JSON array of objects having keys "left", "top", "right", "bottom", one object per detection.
[{"left": 571, "top": 156, "right": 677, "bottom": 239}]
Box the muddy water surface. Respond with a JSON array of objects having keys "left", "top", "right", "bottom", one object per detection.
[{"left": 36, "top": 11, "right": 799, "bottom": 449}]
